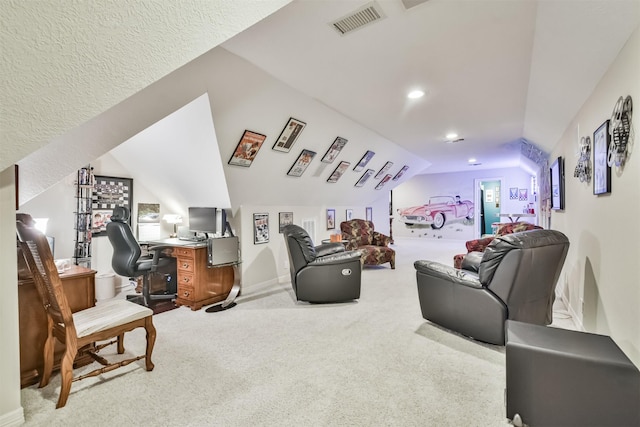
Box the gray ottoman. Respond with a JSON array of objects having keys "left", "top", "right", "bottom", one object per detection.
[{"left": 505, "top": 320, "right": 640, "bottom": 427}]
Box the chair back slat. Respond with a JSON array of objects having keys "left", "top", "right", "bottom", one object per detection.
[{"left": 16, "top": 221, "right": 74, "bottom": 329}]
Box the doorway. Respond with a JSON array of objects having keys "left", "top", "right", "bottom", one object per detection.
[{"left": 474, "top": 178, "right": 502, "bottom": 238}]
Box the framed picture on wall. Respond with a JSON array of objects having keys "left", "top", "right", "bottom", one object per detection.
[
  {"left": 92, "top": 175, "right": 133, "bottom": 236},
  {"left": 355, "top": 169, "right": 375, "bottom": 187},
  {"left": 279, "top": 212, "right": 293, "bottom": 233},
  {"left": 392, "top": 165, "right": 409, "bottom": 181},
  {"left": 228, "top": 130, "right": 267, "bottom": 167},
  {"left": 375, "top": 174, "right": 392, "bottom": 190},
  {"left": 366, "top": 207, "right": 373, "bottom": 222},
  {"left": 326, "top": 161, "right": 350, "bottom": 183},
  {"left": 253, "top": 213, "right": 269, "bottom": 244},
  {"left": 375, "top": 161, "right": 394, "bottom": 179},
  {"left": 346, "top": 209, "right": 353, "bottom": 221},
  {"left": 321, "top": 137, "right": 348, "bottom": 163},
  {"left": 273, "top": 117, "right": 306, "bottom": 153},
  {"left": 327, "top": 209, "right": 336, "bottom": 229},
  {"left": 353, "top": 150, "right": 375, "bottom": 172},
  {"left": 593, "top": 120, "right": 611, "bottom": 195},
  {"left": 550, "top": 156, "right": 565, "bottom": 210},
  {"left": 287, "top": 149, "right": 316, "bottom": 177}
]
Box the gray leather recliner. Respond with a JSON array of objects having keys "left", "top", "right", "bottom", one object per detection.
[
  {"left": 414, "top": 229, "right": 569, "bottom": 345},
  {"left": 283, "top": 224, "right": 362, "bottom": 303}
]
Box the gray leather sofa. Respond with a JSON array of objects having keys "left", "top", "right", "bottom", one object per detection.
[
  {"left": 414, "top": 229, "right": 569, "bottom": 345},
  {"left": 283, "top": 224, "right": 362, "bottom": 303}
]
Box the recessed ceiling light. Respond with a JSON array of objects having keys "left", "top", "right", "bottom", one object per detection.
[
  {"left": 407, "top": 90, "right": 424, "bottom": 99},
  {"left": 468, "top": 158, "right": 476, "bottom": 163},
  {"left": 446, "top": 133, "right": 458, "bottom": 140}
]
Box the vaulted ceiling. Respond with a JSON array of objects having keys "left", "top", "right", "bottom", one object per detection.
[
  {"left": 4, "top": 0, "right": 639, "bottom": 206},
  {"left": 222, "top": 0, "right": 639, "bottom": 173}
]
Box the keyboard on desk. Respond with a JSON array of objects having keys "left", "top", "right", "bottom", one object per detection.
[{"left": 178, "top": 236, "right": 207, "bottom": 242}]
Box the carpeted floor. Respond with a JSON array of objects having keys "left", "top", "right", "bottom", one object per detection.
[{"left": 18, "top": 237, "right": 572, "bottom": 426}]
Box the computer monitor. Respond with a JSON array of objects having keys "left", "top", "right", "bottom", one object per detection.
[{"left": 188, "top": 207, "right": 217, "bottom": 236}]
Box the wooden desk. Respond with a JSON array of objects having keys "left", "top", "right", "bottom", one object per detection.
[
  {"left": 18, "top": 265, "right": 96, "bottom": 388},
  {"left": 147, "top": 239, "right": 234, "bottom": 311}
]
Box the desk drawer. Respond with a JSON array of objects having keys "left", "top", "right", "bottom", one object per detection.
[
  {"left": 177, "top": 283, "right": 195, "bottom": 301},
  {"left": 177, "top": 257, "right": 195, "bottom": 273},
  {"left": 178, "top": 271, "right": 195, "bottom": 286},
  {"left": 173, "top": 247, "right": 195, "bottom": 259}
]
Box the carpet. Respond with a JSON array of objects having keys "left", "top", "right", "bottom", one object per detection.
[{"left": 19, "top": 237, "right": 572, "bottom": 426}]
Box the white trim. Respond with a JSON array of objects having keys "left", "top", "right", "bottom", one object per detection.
[{"left": 0, "top": 407, "right": 25, "bottom": 427}]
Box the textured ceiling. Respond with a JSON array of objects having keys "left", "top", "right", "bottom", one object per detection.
[{"left": 0, "top": 0, "right": 293, "bottom": 172}]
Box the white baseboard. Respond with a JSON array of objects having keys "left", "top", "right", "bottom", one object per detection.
[
  {"left": 0, "top": 407, "right": 24, "bottom": 427},
  {"left": 561, "top": 293, "right": 584, "bottom": 331}
]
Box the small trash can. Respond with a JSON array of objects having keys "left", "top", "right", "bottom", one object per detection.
[{"left": 95, "top": 273, "right": 116, "bottom": 301}]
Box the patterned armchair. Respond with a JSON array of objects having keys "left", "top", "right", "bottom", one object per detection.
[
  {"left": 340, "top": 219, "right": 395, "bottom": 269},
  {"left": 453, "top": 222, "right": 543, "bottom": 269}
]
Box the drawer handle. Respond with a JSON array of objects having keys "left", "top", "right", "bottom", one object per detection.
[
  {"left": 183, "top": 291, "right": 190, "bottom": 297},
  {"left": 182, "top": 263, "right": 190, "bottom": 268},
  {"left": 182, "top": 277, "right": 190, "bottom": 283}
]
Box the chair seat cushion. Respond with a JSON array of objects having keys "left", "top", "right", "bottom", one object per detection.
[
  {"left": 358, "top": 245, "right": 394, "bottom": 265},
  {"left": 73, "top": 299, "right": 153, "bottom": 338}
]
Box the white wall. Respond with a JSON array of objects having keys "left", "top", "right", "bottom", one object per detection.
[
  {"left": 237, "top": 197, "right": 389, "bottom": 289},
  {"left": 550, "top": 27, "right": 639, "bottom": 366},
  {"left": 0, "top": 168, "right": 24, "bottom": 425}
]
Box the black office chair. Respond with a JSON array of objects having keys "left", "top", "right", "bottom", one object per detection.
[{"left": 106, "top": 206, "right": 177, "bottom": 307}]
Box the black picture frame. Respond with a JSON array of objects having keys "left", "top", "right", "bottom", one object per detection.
[
  {"left": 326, "top": 209, "right": 336, "bottom": 229},
  {"left": 92, "top": 175, "right": 133, "bottom": 236},
  {"left": 253, "top": 213, "right": 269, "bottom": 244},
  {"left": 549, "top": 157, "right": 564, "bottom": 210},
  {"left": 287, "top": 149, "right": 316, "bottom": 177},
  {"left": 278, "top": 212, "right": 293, "bottom": 233},
  {"left": 326, "top": 161, "right": 350, "bottom": 183},
  {"left": 355, "top": 169, "right": 375, "bottom": 187},
  {"left": 353, "top": 150, "right": 375, "bottom": 172},
  {"left": 273, "top": 117, "right": 306, "bottom": 153},
  {"left": 321, "top": 136, "right": 348, "bottom": 163},
  {"left": 228, "top": 130, "right": 267, "bottom": 167},
  {"left": 593, "top": 120, "right": 611, "bottom": 195},
  {"left": 375, "top": 161, "right": 394, "bottom": 179}
]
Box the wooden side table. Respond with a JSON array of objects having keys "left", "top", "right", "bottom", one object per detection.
[{"left": 18, "top": 265, "right": 96, "bottom": 388}]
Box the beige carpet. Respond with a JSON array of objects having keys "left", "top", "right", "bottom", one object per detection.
[{"left": 19, "top": 237, "right": 556, "bottom": 426}]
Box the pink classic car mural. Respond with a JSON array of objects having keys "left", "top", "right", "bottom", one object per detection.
[{"left": 397, "top": 195, "right": 474, "bottom": 229}]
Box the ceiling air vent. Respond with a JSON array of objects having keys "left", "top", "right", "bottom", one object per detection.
[{"left": 330, "top": 2, "right": 386, "bottom": 36}]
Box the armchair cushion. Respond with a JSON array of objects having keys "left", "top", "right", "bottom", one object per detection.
[
  {"left": 340, "top": 219, "right": 395, "bottom": 269},
  {"left": 453, "top": 222, "right": 543, "bottom": 269}
]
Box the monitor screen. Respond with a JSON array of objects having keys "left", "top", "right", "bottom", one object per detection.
[{"left": 188, "top": 207, "right": 217, "bottom": 235}]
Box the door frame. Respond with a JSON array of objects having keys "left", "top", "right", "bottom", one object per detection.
[{"left": 473, "top": 177, "right": 503, "bottom": 239}]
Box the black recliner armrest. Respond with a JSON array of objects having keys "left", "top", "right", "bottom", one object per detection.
[
  {"left": 414, "top": 260, "right": 483, "bottom": 289},
  {"left": 315, "top": 242, "right": 346, "bottom": 258},
  {"left": 311, "top": 250, "right": 362, "bottom": 266}
]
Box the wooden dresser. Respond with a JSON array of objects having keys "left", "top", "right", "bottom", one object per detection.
[
  {"left": 18, "top": 265, "right": 96, "bottom": 388},
  {"left": 172, "top": 245, "right": 234, "bottom": 310}
]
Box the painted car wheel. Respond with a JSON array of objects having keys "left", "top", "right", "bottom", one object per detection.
[
  {"left": 466, "top": 208, "right": 474, "bottom": 220},
  {"left": 431, "top": 213, "right": 445, "bottom": 229}
]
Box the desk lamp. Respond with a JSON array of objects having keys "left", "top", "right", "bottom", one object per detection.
[{"left": 163, "top": 214, "right": 182, "bottom": 238}]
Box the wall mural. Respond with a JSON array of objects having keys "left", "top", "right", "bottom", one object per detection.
[{"left": 396, "top": 194, "right": 474, "bottom": 239}]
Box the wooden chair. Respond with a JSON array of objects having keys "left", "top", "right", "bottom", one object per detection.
[{"left": 16, "top": 220, "right": 157, "bottom": 409}]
